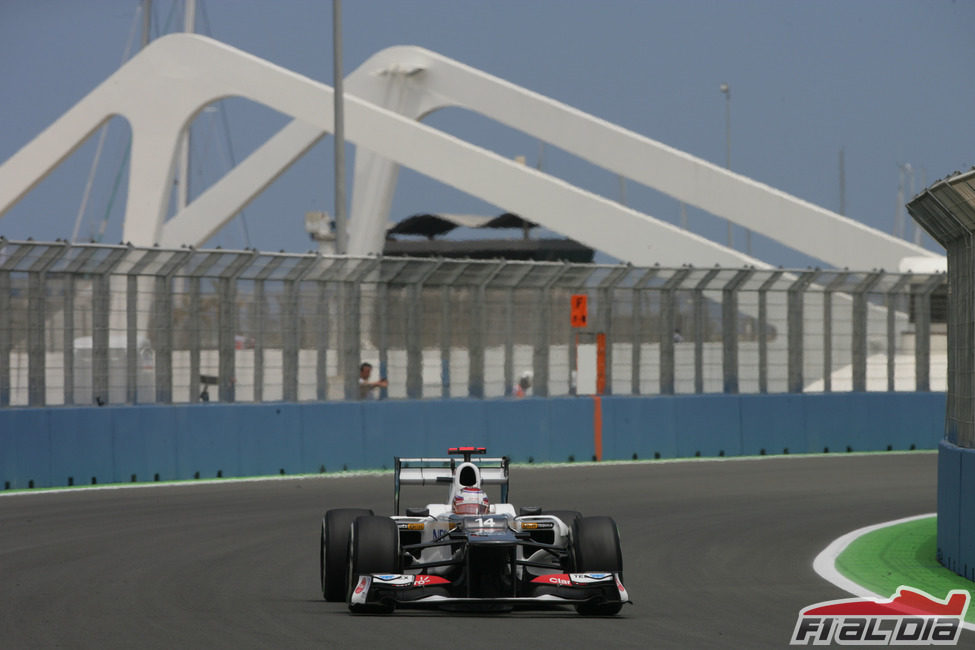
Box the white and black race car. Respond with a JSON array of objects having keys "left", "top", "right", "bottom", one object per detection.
[{"left": 320, "top": 447, "right": 629, "bottom": 614}]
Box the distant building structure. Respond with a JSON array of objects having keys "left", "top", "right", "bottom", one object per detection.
[{"left": 382, "top": 212, "right": 593, "bottom": 262}]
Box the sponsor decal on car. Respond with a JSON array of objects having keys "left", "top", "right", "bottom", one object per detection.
[
  {"left": 531, "top": 574, "right": 573, "bottom": 586},
  {"left": 372, "top": 574, "right": 414, "bottom": 586},
  {"left": 530, "top": 573, "right": 618, "bottom": 587},
  {"left": 790, "top": 586, "right": 970, "bottom": 646},
  {"left": 569, "top": 573, "right": 613, "bottom": 584},
  {"left": 615, "top": 575, "right": 629, "bottom": 602},
  {"left": 353, "top": 577, "right": 369, "bottom": 596},
  {"left": 369, "top": 574, "right": 451, "bottom": 588}
]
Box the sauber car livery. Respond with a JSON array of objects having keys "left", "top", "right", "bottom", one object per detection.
[{"left": 320, "top": 447, "right": 629, "bottom": 614}]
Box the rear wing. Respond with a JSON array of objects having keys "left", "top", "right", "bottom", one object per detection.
[{"left": 393, "top": 453, "right": 509, "bottom": 515}]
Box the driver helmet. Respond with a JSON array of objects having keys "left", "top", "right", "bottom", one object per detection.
[{"left": 453, "top": 487, "right": 490, "bottom": 514}]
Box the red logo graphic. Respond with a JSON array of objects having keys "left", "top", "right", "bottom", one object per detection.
[
  {"left": 791, "top": 586, "right": 970, "bottom": 645},
  {"left": 531, "top": 574, "right": 571, "bottom": 586}
]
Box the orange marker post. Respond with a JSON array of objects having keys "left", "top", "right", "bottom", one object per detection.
[{"left": 595, "top": 332, "right": 606, "bottom": 395}]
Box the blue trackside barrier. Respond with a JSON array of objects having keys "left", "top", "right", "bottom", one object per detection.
[
  {"left": 0, "top": 392, "right": 946, "bottom": 490},
  {"left": 937, "top": 440, "right": 975, "bottom": 580}
]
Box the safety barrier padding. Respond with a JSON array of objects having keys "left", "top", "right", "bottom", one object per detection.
[
  {"left": 960, "top": 449, "right": 975, "bottom": 578},
  {"left": 936, "top": 440, "right": 975, "bottom": 580},
  {"left": 738, "top": 393, "right": 805, "bottom": 455},
  {"left": 937, "top": 441, "right": 961, "bottom": 574},
  {"left": 673, "top": 394, "right": 743, "bottom": 457},
  {"left": 0, "top": 392, "right": 947, "bottom": 490}
]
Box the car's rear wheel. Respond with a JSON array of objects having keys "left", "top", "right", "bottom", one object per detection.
[
  {"left": 321, "top": 508, "right": 372, "bottom": 602},
  {"left": 348, "top": 515, "right": 401, "bottom": 613},
  {"left": 571, "top": 516, "right": 624, "bottom": 616}
]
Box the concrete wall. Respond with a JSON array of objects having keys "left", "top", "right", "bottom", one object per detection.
[{"left": 0, "top": 392, "right": 946, "bottom": 490}]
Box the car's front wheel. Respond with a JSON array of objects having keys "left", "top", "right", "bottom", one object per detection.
[
  {"left": 543, "top": 509, "right": 583, "bottom": 527},
  {"left": 347, "top": 515, "right": 401, "bottom": 613},
  {"left": 571, "top": 516, "right": 624, "bottom": 616},
  {"left": 321, "top": 508, "right": 372, "bottom": 602}
]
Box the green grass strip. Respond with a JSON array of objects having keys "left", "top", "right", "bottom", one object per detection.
[{"left": 836, "top": 516, "right": 975, "bottom": 624}]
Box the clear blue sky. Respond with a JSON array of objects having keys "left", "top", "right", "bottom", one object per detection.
[{"left": 1, "top": 0, "right": 972, "bottom": 267}]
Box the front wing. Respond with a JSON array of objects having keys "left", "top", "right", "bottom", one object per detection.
[{"left": 349, "top": 572, "right": 629, "bottom": 612}]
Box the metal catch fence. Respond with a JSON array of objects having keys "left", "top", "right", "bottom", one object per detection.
[{"left": 0, "top": 239, "right": 946, "bottom": 407}]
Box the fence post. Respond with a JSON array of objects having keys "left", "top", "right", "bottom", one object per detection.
[
  {"left": 316, "top": 273, "right": 329, "bottom": 402},
  {"left": 27, "top": 244, "right": 68, "bottom": 406},
  {"left": 152, "top": 251, "right": 192, "bottom": 404},
  {"left": 885, "top": 274, "right": 913, "bottom": 391},
  {"left": 469, "top": 262, "right": 505, "bottom": 398},
  {"left": 58, "top": 247, "right": 100, "bottom": 406},
  {"left": 530, "top": 264, "right": 572, "bottom": 398},
  {"left": 126, "top": 248, "right": 161, "bottom": 404},
  {"left": 788, "top": 270, "right": 819, "bottom": 393},
  {"left": 821, "top": 272, "right": 849, "bottom": 393},
  {"left": 442, "top": 284, "right": 453, "bottom": 398},
  {"left": 218, "top": 251, "right": 256, "bottom": 403},
  {"left": 282, "top": 257, "right": 317, "bottom": 402},
  {"left": 63, "top": 268, "right": 76, "bottom": 406},
  {"left": 504, "top": 264, "right": 534, "bottom": 397},
  {"left": 90, "top": 247, "right": 128, "bottom": 406},
  {"left": 660, "top": 268, "right": 691, "bottom": 395},
  {"left": 0, "top": 242, "right": 32, "bottom": 406},
  {"left": 252, "top": 255, "right": 285, "bottom": 403},
  {"left": 631, "top": 269, "right": 659, "bottom": 395},
  {"left": 693, "top": 268, "right": 721, "bottom": 394},
  {"left": 851, "top": 271, "right": 884, "bottom": 392},
  {"left": 341, "top": 258, "right": 380, "bottom": 401},
  {"left": 722, "top": 269, "right": 753, "bottom": 394},
  {"left": 597, "top": 267, "right": 629, "bottom": 395},
  {"left": 757, "top": 271, "right": 783, "bottom": 393},
  {"left": 186, "top": 252, "right": 221, "bottom": 402},
  {"left": 914, "top": 274, "right": 946, "bottom": 392},
  {"left": 436, "top": 262, "right": 469, "bottom": 399},
  {"left": 406, "top": 260, "right": 441, "bottom": 399}
]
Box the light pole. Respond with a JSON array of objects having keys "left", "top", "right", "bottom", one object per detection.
[
  {"left": 333, "top": 0, "right": 347, "bottom": 254},
  {"left": 720, "top": 83, "right": 749, "bottom": 254},
  {"left": 720, "top": 83, "right": 732, "bottom": 248},
  {"left": 720, "top": 83, "right": 731, "bottom": 168}
]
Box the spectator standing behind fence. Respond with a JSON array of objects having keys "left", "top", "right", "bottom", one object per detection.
[
  {"left": 514, "top": 370, "right": 532, "bottom": 398},
  {"left": 358, "top": 362, "right": 388, "bottom": 400}
]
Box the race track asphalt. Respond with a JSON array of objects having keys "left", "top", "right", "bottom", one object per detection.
[{"left": 1, "top": 452, "right": 957, "bottom": 649}]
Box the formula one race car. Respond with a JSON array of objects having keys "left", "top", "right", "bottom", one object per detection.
[{"left": 320, "top": 447, "right": 629, "bottom": 614}]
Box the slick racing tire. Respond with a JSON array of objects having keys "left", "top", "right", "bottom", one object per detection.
[
  {"left": 543, "top": 510, "right": 582, "bottom": 528},
  {"left": 571, "top": 516, "right": 624, "bottom": 616},
  {"left": 348, "top": 515, "right": 401, "bottom": 613},
  {"left": 543, "top": 511, "right": 583, "bottom": 571},
  {"left": 321, "top": 508, "right": 372, "bottom": 602}
]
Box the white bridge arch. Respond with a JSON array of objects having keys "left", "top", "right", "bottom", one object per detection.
[{"left": 0, "top": 34, "right": 942, "bottom": 271}]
